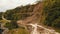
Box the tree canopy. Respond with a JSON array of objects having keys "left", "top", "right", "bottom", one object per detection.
[
  {"left": 43, "top": 0, "right": 60, "bottom": 28},
  {"left": 4, "top": 5, "right": 35, "bottom": 21}
]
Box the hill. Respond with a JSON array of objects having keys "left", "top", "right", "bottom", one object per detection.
[{"left": 0, "top": 0, "right": 60, "bottom": 34}]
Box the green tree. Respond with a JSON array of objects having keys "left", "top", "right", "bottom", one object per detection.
[
  {"left": 0, "top": 12, "right": 3, "bottom": 20},
  {"left": 4, "top": 21, "right": 19, "bottom": 30},
  {"left": 43, "top": 0, "right": 60, "bottom": 28},
  {"left": 4, "top": 5, "right": 34, "bottom": 21}
]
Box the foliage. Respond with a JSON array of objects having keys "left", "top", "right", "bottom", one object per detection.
[
  {"left": 4, "top": 5, "right": 34, "bottom": 21},
  {"left": 4, "top": 20, "right": 19, "bottom": 30},
  {"left": 43, "top": 0, "right": 60, "bottom": 28},
  {"left": 0, "top": 12, "right": 3, "bottom": 20},
  {"left": 6, "top": 28, "right": 30, "bottom": 34},
  {"left": 52, "top": 17, "right": 60, "bottom": 28}
]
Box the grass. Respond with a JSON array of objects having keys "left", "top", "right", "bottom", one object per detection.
[
  {"left": 54, "top": 28, "right": 60, "bottom": 33},
  {"left": 7, "top": 28, "right": 30, "bottom": 34}
]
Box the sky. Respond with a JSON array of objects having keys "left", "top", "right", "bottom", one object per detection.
[{"left": 0, "top": 0, "right": 42, "bottom": 12}]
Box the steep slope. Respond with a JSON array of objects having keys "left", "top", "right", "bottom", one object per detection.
[
  {"left": 1, "top": 0, "right": 60, "bottom": 34},
  {"left": 17, "top": 2, "right": 44, "bottom": 25}
]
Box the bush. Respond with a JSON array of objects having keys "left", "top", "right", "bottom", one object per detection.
[
  {"left": 43, "top": 0, "right": 60, "bottom": 28},
  {"left": 4, "top": 21, "right": 19, "bottom": 30}
]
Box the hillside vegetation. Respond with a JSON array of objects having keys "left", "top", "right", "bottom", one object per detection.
[
  {"left": 0, "top": 0, "right": 60, "bottom": 34},
  {"left": 43, "top": 0, "right": 60, "bottom": 27}
]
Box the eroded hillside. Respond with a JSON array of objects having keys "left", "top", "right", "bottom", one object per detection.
[{"left": 0, "top": 0, "right": 60, "bottom": 34}]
